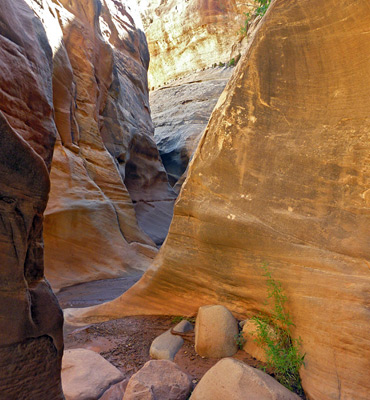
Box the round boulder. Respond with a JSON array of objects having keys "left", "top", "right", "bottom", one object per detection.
[
  {"left": 195, "top": 305, "right": 238, "bottom": 358},
  {"left": 123, "top": 360, "right": 192, "bottom": 400},
  {"left": 62, "top": 348, "right": 123, "bottom": 400},
  {"left": 189, "top": 358, "right": 301, "bottom": 400}
]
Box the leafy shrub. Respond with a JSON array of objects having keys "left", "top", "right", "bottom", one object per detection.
[
  {"left": 255, "top": 0, "right": 271, "bottom": 16},
  {"left": 239, "top": 0, "right": 272, "bottom": 36},
  {"left": 234, "top": 331, "right": 246, "bottom": 349},
  {"left": 252, "top": 264, "right": 305, "bottom": 396}
]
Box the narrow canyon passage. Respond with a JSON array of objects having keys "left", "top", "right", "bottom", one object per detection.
[{"left": 1, "top": 1, "right": 369, "bottom": 399}]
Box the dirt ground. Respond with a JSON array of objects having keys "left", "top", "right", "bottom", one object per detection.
[
  {"left": 64, "top": 315, "right": 264, "bottom": 384},
  {"left": 58, "top": 276, "right": 304, "bottom": 399}
]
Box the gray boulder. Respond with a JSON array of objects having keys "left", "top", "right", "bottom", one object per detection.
[
  {"left": 123, "top": 360, "right": 192, "bottom": 400},
  {"left": 62, "top": 348, "right": 123, "bottom": 400},
  {"left": 195, "top": 305, "right": 238, "bottom": 358},
  {"left": 190, "top": 358, "right": 301, "bottom": 400},
  {"left": 150, "top": 319, "right": 193, "bottom": 361}
]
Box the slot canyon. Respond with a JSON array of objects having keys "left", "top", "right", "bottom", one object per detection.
[{"left": 0, "top": 0, "right": 369, "bottom": 399}]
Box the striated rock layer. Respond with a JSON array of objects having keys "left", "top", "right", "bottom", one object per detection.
[
  {"left": 0, "top": 0, "right": 63, "bottom": 398},
  {"left": 151, "top": 67, "right": 233, "bottom": 186},
  {"left": 138, "top": 0, "right": 254, "bottom": 88},
  {"left": 27, "top": 0, "right": 175, "bottom": 290},
  {"left": 66, "top": 1, "right": 370, "bottom": 399}
]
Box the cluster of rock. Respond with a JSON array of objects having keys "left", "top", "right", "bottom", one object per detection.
[{"left": 62, "top": 305, "right": 299, "bottom": 399}]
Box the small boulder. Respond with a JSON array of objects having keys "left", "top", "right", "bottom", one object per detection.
[
  {"left": 242, "top": 319, "right": 278, "bottom": 363},
  {"left": 150, "top": 319, "right": 193, "bottom": 361},
  {"left": 62, "top": 348, "right": 123, "bottom": 400},
  {"left": 123, "top": 360, "right": 192, "bottom": 400},
  {"left": 173, "top": 319, "right": 193, "bottom": 333},
  {"left": 195, "top": 305, "right": 238, "bottom": 358},
  {"left": 189, "top": 358, "right": 301, "bottom": 400}
]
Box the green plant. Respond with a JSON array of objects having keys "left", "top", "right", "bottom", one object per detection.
[
  {"left": 239, "top": 0, "right": 272, "bottom": 36},
  {"left": 252, "top": 264, "right": 305, "bottom": 396},
  {"left": 234, "top": 331, "right": 246, "bottom": 349},
  {"left": 254, "top": 0, "right": 271, "bottom": 16},
  {"left": 239, "top": 11, "right": 251, "bottom": 36},
  {"left": 228, "top": 58, "right": 236, "bottom": 67}
]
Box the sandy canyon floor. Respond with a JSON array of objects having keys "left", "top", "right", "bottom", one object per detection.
[{"left": 57, "top": 277, "right": 304, "bottom": 398}]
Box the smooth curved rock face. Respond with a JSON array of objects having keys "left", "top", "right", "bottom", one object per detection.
[
  {"left": 65, "top": 1, "right": 370, "bottom": 399},
  {"left": 151, "top": 68, "right": 233, "bottom": 186},
  {"left": 0, "top": 1, "right": 63, "bottom": 398},
  {"left": 138, "top": 0, "right": 253, "bottom": 88},
  {"left": 27, "top": 0, "right": 175, "bottom": 289}
]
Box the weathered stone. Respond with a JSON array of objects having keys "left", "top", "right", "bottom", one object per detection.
[
  {"left": 0, "top": 0, "right": 63, "bottom": 398},
  {"left": 137, "top": 0, "right": 254, "bottom": 88},
  {"left": 195, "top": 305, "right": 238, "bottom": 358},
  {"left": 62, "top": 348, "right": 123, "bottom": 400},
  {"left": 173, "top": 319, "right": 194, "bottom": 333},
  {"left": 151, "top": 68, "right": 233, "bottom": 185},
  {"left": 150, "top": 330, "right": 183, "bottom": 361},
  {"left": 65, "top": 1, "right": 370, "bottom": 399},
  {"left": 149, "top": 319, "right": 193, "bottom": 361},
  {"left": 189, "top": 358, "right": 300, "bottom": 400},
  {"left": 242, "top": 319, "right": 277, "bottom": 363},
  {"left": 99, "top": 379, "right": 127, "bottom": 400},
  {"left": 123, "top": 360, "right": 192, "bottom": 400}
]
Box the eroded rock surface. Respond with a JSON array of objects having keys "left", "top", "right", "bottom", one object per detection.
[
  {"left": 151, "top": 68, "right": 233, "bottom": 186},
  {"left": 0, "top": 0, "right": 63, "bottom": 397},
  {"left": 66, "top": 1, "right": 370, "bottom": 399},
  {"left": 26, "top": 0, "right": 175, "bottom": 290},
  {"left": 138, "top": 0, "right": 254, "bottom": 88}
]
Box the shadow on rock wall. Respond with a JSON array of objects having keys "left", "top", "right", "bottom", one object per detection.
[{"left": 0, "top": 0, "right": 64, "bottom": 398}]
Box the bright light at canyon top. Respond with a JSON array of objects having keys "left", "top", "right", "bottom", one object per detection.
[{"left": 124, "top": 0, "right": 146, "bottom": 30}]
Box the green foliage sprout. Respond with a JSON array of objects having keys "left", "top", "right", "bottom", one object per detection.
[
  {"left": 234, "top": 331, "right": 246, "bottom": 349},
  {"left": 252, "top": 264, "right": 305, "bottom": 396},
  {"left": 239, "top": 0, "right": 272, "bottom": 36},
  {"left": 254, "top": 0, "right": 272, "bottom": 16}
]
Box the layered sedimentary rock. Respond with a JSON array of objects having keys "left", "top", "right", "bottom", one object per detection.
[
  {"left": 138, "top": 0, "right": 254, "bottom": 88},
  {"left": 66, "top": 1, "right": 370, "bottom": 399},
  {"left": 0, "top": 1, "right": 63, "bottom": 397},
  {"left": 151, "top": 67, "right": 233, "bottom": 186},
  {"left": 27, "top": 0, "right": 175, "bottom": 290}
]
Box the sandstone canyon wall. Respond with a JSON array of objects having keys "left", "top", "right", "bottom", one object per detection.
[
  {"left": 0, "top": 1, "right": 64, "bottom": 397},
  {"left": 66, "top": 1, "right": 370, "bottom": 399},
  {"left": 138, "top": 0, "right": 254, "bottom": 88},
  {"left": 145, "top": 1, "right": 260, "bottom": 189},
  {"left": 25, "top": 0, "right": 176, "bottom": 290}
]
